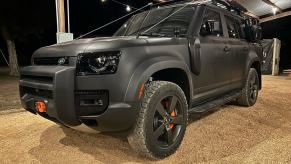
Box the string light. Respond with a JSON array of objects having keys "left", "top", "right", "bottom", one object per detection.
[
  {"left": 126, "top": 5, "right": 132, "bottom": 12},
  {"left": 100, "top": 0, "right": 136, "bottom": 12},
  {"left": 272, "top": 7, "right": 278, "bottom": 15}
]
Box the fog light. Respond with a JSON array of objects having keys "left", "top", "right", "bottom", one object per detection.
[{"left": 35, "top": 101, "right": 46, "bottom": 113}]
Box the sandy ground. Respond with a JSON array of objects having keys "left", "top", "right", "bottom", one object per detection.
[
  {"left": 0, "top": 75, "right": 291, "bottom": 163},
  {"left": 0, "top": 75, "right": 21, "bottom": 111}
]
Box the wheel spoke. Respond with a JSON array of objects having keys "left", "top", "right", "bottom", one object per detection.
[
  {"left": 153, "top": 124, "right": 165, "bottom": 139},
  {"left": 250, "top": 76, "right": 256, "bottom": 85},
  {"left": 170, "top": 115, "right": 184, "bottom": 125},
  {"left": 166, "top": 129, "right": 174, "bottom": 144},
  {"left": 156, "top": 103, "right": 166, "bottom": 117},
  {"left": 169, "top": 96, "right": 178, "bottom": 113}
]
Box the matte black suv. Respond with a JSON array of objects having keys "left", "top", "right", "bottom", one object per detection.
[{"left": 19, "top": 0, "right": 262, "bottom": 159}]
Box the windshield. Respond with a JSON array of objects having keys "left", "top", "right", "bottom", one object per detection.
[{"left": 114, "top": 5, "right": 195, "bottom": 37}]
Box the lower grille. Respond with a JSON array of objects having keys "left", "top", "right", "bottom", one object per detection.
[
  {"left": 20, "top": 86, "right": 53, "bottom": 99},
  {"left": 21, "top": 75, "right": 53, "bottom": 83},
  {"left": 75, "top": 90, "right": 109, "bottom": 116}
]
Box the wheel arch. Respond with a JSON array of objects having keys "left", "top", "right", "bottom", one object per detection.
[
  {"left": 124, "top": 58, "right": 193, "bottom": 105},
  {"left": 151, "top": 68, "right": 191, "bottom": 105},
  {"left": 250, "top": 60, "right": 262, "bottom": 90}
]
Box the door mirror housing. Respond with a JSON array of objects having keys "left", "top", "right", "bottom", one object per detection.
[{"left": 252, "top": 25, "right": 262, "bottom": 41}]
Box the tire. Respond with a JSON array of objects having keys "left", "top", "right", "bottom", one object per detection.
[
  {"left": 237, "top": 68, "right": 259, "bottom": 107},
  {"left": 128, "top": 81, "right": 188, "bottom": 159}
]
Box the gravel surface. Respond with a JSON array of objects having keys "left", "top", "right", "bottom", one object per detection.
[
  {"left": 0, "top": 75, "right": 21, "bottom": 111},
  {"left": 0, "top": 75, "right": 291, "bottom": 163}
]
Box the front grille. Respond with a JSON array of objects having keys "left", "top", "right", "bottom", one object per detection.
[
  {"left": 21, "top": 75, "right": 53, "bottom": 83},
  {"left": 75, "top": 90, "right": 109, "bottom": 116},
  {"left": 20, "top": 86, "right": 53, "bottom": 99},
  {"left": 34, "top": 57, "right": 69, "bottom": 65}
]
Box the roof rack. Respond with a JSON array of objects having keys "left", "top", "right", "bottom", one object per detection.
[
  {"left": 212, "top": 0, "right": 247, "bottom": 15},
  {"left": 150, "top": 0, "right": 194, "bottom": 8},
  {"left": 151, "top": 0, "right": 250, "bottom": 18}
]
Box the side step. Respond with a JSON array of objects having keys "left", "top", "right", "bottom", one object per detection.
[{"left": 188, "top": 91, "right": 241, "bottom": 114}]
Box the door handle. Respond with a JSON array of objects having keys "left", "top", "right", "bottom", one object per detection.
[{"left": 224, "top": 46, "right": 230, "bottom": 52}]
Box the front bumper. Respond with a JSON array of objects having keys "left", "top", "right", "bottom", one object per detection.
[{"left": 19, "top": 66, "right": 137, "bottom": 132}]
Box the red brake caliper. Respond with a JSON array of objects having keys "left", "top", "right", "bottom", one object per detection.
[
  {"left": 164, "top": 100, "right": 176, "bottom": 129},
  {"left": 169, "top": 111, "right": 176, "bottom": 129}
]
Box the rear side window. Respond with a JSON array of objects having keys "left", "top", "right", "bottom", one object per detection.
[
  {"left": 225, "top": 15, "right": 246, "bottom": 39},
  {"left": 200, "top": 9, "right": 223, "bottom": 37}
]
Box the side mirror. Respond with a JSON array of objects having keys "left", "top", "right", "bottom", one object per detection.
[{"left": 252, "top": 25, "right": 262, "bottom": 41}]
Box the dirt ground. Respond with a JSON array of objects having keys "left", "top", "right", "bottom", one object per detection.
[
  {"left": 0, "top": 75, "right": 21, "bottom": 111},
  {"left": 0, "top": 75, "right": 291, "bottom": 164}
]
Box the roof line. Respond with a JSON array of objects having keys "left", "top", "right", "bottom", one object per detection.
[{"left": 260, "top": 10, "right": 291, "bottom": 23}]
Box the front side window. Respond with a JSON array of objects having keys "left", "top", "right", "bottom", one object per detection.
[
  {"left": 200, "top": 9, "right": 223, "bottom": 37},
  {"left": 115, "top": 6, "right": 195, "bottom": 37}
]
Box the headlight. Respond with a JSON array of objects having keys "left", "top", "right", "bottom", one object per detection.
[{"left": 77, "top": 51, "right": 121, "bottom": 76}]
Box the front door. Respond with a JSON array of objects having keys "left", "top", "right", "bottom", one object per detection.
[{"left": 189, "top": 9, "right": 235, "bottom": 104}]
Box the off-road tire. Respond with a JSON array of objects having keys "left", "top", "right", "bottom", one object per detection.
[
  {"left": 237, "top": 68, "right": 259, "bottom": 107},
  {"left": 128, "top": 81, "right": 188, "bottom": 159}
]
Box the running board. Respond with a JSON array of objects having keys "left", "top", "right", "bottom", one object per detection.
[{"left": 188, "top": 91, "right": 241, "bottom": 114}]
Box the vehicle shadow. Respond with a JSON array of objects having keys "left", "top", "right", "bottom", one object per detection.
[
  {"left": 29, "top": 124, "right": 150, "bottom": 163},
  {"left": 28, "top": 105, "right": 232, "bottom": 163},
  {"left": 28, "top": 111, "right": 220, "bottom": 163}
]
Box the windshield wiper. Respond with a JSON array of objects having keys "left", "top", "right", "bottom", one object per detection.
[{"left": 139, "top": 32, "right": 166, "bottom": 37}]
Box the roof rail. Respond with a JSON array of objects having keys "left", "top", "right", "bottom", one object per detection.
[
  {"left": 212, "top": 0, "right": 247, "bottom": 15},
  {"left": 150, "top": 0, "right": 193, "bottom": 8},
  {"left": 151, "top": 0, "right": 249, "bottom": 17}
]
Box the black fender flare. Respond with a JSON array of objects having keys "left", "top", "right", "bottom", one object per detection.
[{"left": 124, "top": 56, "right": 193, "bottom": 104}]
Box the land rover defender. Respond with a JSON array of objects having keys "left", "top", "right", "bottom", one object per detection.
[{"left": 19, "top": 0, "right": 263, "bottom": 159}]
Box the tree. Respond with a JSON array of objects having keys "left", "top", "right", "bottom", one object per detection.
[{"left": 0, "top": 0, "right": 56, "bottom": 76}]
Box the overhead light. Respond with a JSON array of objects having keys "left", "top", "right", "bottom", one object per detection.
[
  {"left": 126, "top": 5, "right": 131, "bottom": 12},
  {"left": 272, "top": 7, "right": 278, "bottom": 15},
  {"left": 101, "top": 0, "right": 107, "bottom": 3}
]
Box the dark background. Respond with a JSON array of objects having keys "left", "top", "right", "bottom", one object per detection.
[
  {"left": 0, "top": 0, "right": 290, "bottom": 69},
  {"left": 261, "top": 16, "right": 291, "bottom": 70},
  {"left": 0, "top": 0, "right": 149, "bottom": 66}
]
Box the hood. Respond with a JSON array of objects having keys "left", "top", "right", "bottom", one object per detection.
[{"left": 33, "top": 36, "right": 175, "bottom": 58}]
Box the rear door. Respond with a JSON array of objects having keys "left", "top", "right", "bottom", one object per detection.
[
  {"left": 223, "top": 14, "right": 249, "bottom": 88},
  {"left": 190, "top": 9, "right": 235, "bottom": 104}
]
